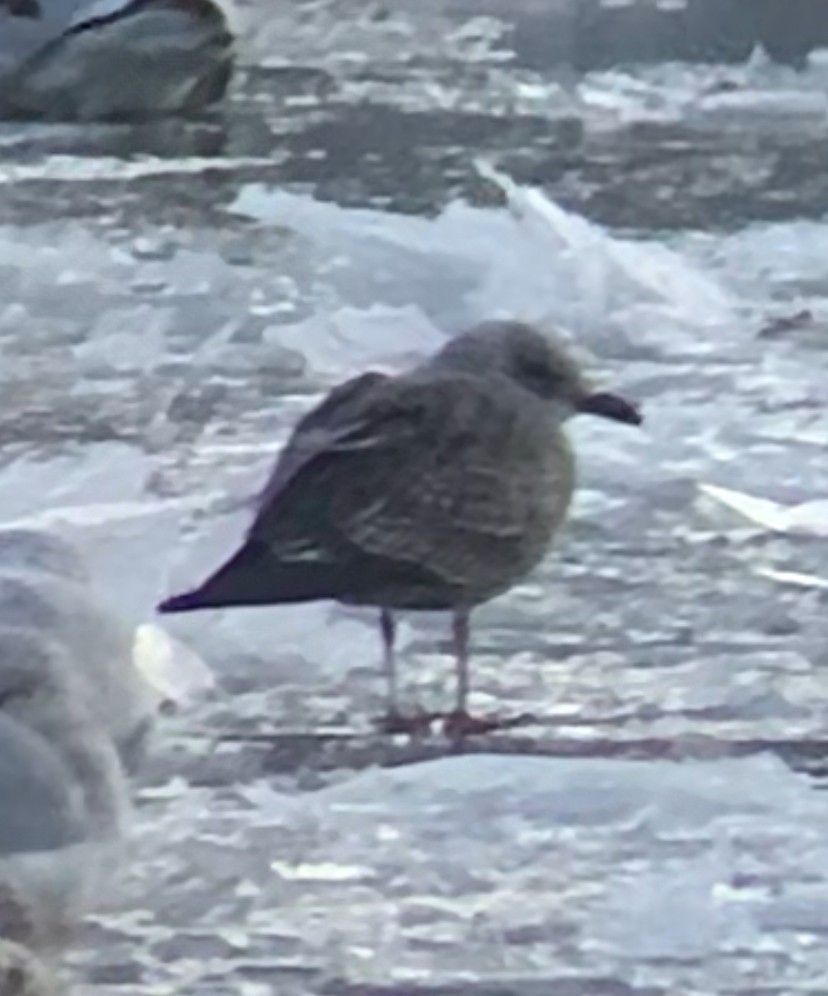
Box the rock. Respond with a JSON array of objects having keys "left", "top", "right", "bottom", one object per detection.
[{"left": 0, "top": 0, "right": 235, "bottom": 121}]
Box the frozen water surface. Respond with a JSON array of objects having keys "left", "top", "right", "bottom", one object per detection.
[
  {"left": 1, "top": 1, "right": 828, "bottom": 991},
  {"left": 80, "top": 753, "right": 828, "bottom": 994}
]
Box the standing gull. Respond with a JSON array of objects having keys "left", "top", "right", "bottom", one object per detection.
[{"left": 159, "top": 320, "right": 642, "bottom": 735}]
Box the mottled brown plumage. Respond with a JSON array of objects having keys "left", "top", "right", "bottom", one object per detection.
[{"left": 159, "top": 320, "right": 642, "bottom": 734}]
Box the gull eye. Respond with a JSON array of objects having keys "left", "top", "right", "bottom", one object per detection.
[{"left": 518, "top": 356, "right": 563, "bottom": 395}]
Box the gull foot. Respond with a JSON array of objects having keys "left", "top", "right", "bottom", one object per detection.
[
  {"left": 377, "top": 709, "right": 437, "bottom": 737},
  {"left": 442, "top": 710, "right": 533, "bottom": 739}
]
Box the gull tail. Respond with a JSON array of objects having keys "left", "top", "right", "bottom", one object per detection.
[{"left": 157, "top": 540, "right": 336, "bottom": 614}]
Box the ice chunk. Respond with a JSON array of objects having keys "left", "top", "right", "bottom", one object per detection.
[
  {"left": 264, "top": 304, "right": 447, "bottom": 381},
  {"left": 755, "top": 567, "right": 828, "bottom": 591},
  {"left": 152, "top": 752, "right": 827, "bottom": 980},
  {"left": 230, "top": 175, "right": 739, "bottom": 363},
  {"left": 699, "top": 482, "right": 828, "bottom": 536},
  {"left": 320, "top": 753, "right": 803, "bottom": 831},
  {"left": 0, "top": 527, "right": 89, "bottom": 584},
  {"left": 132, "top": 622, "right": 215, "bottom": 710},
  {"left": 474, "top": 158, "right": 735, "bottom": 342}
]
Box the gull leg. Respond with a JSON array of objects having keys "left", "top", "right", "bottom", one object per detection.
[
  {"left": 453, "top": 609, "right": 471, "bottom": 715},
  {"left": 380, "top": 608, "right": 398, "bottom": 711},
  {"left": 443, "top": 610, "right": 528, "bottom": 739},
  {"left": 444, "top": 609, "right": 497, "bottom": 737},
  {"left": 377, "top": 609, "right": 433, "bottom": 736}
]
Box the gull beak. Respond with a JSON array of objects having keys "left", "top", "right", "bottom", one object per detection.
[{"left": 578, "top": 390, "right": 643, "bottom": 426}]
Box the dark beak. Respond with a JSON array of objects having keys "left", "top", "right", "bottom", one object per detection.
[{"left": 579, "top": 391, "right": 642, "bottom": 426}]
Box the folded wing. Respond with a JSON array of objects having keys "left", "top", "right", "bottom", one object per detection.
[{"left": 250, "top": 371, "right": 550, "bottom": 599}]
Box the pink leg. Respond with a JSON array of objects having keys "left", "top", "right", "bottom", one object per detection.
[
  {"left": 443, "top": 610, "right": 530, "bottom": 739},
  {"left": 376, "top": 609, "right": 435, "bottom": 736},
  {"left": 380, "top": 608, "right": 398, "bottom": 709},
  {"left": 453, "top": 609, "right": 471, "bottom": 714}
]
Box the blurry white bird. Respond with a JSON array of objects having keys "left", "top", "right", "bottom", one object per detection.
[
  {"left": 0, "top": 528, "right": 157, "bottom": 773},
  {"left": 0, "top": 542, "right": 136, "bottom": 986},
  {"left": 0, "top": 0, "right": 235, "bottom": 121},
  {"left": 0, "top": 938, "right": 61, "bottom": 996},
  {"left": 0, "top": 723, "right": 120, "bottom": 959},
  {"left": 0, "top": 626, "right": 129, "bottom": 839},
  {"left": 0, "top": 639, "right": 127, "bottom": 990}
]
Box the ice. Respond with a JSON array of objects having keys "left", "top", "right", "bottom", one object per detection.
[
  {"left": 580, "top": 51, "right": 828, "bottom": 131},
  {"left": 0, "top": 155, "right": 274, "bottom": 184},
  {"left": 229, "top": 184, "right": 486, "bottom": 340},
  {"left": 263, "top": 304, "right": 448, "bottom": 380},
  {"left": 72, "top": 304, "right": 174, "bottom": 375},
  {"left": 124, "top": 753, "right": 828, "bottom": 988},
  {"left": 230, "top": 180, "right": 741, "bottom": 358},
  {"left": 318, "top": 753, "right": 801, "bottom": 825},
  {"left": 696, "top": 480, "right": 828, "bottom": 592},
  {"left": 679, "top": 218, "right": 828, "bottom": 304},
  {"left": 132, "top": 623, "right": 216, "bottom": 710},
  {"left": 474, "top": 159, "right": 736, "bottom": 346},
  {"left": 755, "top": 567, "right": 828, "bottom": 591},
  {"left": 699, "top": 482, "right": 828, "bottom": 537},
  {"left": 0, "top": 445, "right": 151, "bottom": 520},
  {"left": 593, "top": 859, "right": 761, "bottom": 960}
]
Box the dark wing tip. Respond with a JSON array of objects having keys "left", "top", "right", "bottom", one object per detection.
[{"left": 157, "top": 590, "right": 202, "bottom": 614}]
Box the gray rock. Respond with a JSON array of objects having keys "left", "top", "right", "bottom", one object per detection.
[{"left": 0, "top": 0, "right": 234, "bottom": 121}]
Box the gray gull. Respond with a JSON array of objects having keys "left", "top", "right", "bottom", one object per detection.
[{"left": 159, "top": 320, "right": 642, "bottom": 735}]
